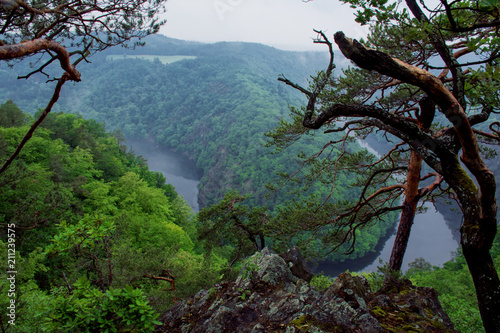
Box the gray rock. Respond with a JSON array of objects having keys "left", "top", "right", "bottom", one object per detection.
[
  {"left": 279, "top": 246, "right": 314, "bottom": 282},
  {"left": 157, "top": 249, "right": 459, "bottom": 333},
  {"left": 235, "top": 248, "right": 298, "bottom": 289}
]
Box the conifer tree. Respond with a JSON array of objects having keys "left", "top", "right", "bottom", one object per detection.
[
  {"left": 270, "top": 1, "right": 500, "bottom": 331},
  {"left": 0, "top": 0, "right": 166, "bottom": 175}
]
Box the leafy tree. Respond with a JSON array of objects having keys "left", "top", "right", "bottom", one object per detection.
[
  {"left": 39, "top": 277, "right": 161, "bottom": 333},
  {"left": 45, "top": 215, "right": 116, "bottom": 291},
  {"left": 198, "top": 191, "right": 269, "bottom": 267},
  {"left": 0, "top": 100, "right": 26, "bottom": 127},
  {"left": 272, "top": 1, "right": 500, "bottom": 331},
  {"left": 0, "top": 0, "right": 166, "bottom": 175}
]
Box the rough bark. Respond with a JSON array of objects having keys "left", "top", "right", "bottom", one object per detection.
[
  {"left": 462, "top": 243, "right": 500, "bottom": 333},
  {"left": 332, "top": 31, "right": 500, "bottom": 333},
  {"left": 388, "top": 150, "right": 422, "bottom": 272},
  {"left": 0, "top": 39, "right": 81, "bottom": 81},
  {"left": 388, "top": 97, "right": 435, "bottom": 272}
]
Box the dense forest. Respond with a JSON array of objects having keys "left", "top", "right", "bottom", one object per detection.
[
  {"left": 2, "top": 100, "right": 499, "bottom": 332},
  {"left": 0, "top": 35, "right": 398, "bottom": 263},
  {"left": 0, "top": 102, "right": 233, "bottom": 331}
]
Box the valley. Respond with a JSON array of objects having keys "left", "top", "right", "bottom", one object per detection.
[
  {"left": 0, "top": 34, "right": 398, "bottom": 262},
  {"left": 1, "top": 33, "right": 499, "bottom": 333}
]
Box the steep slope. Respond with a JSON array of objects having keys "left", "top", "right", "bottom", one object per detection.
[{"left": 0, "top": 35, "right": 397, "bottom": 262}]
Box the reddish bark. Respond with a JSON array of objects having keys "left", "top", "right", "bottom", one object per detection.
[
  {"left": 0, "top": 39, "right": 81, "bottom": 81},
  {"left": 388, "top": 150, "right": 422, "bottom": 272}
]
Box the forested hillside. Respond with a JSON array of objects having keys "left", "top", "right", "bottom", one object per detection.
[
  {"left": 0, "top": 102, "right": 231, "bottom": 332},
  {"left": 0, "top": 35, "right": 397, "bottom": 262},
  {"left": 0, "top": 35, "right": 332, "bottom": 208}
]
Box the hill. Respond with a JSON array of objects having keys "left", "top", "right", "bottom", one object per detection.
[{"left": 0, "top": 34, "right": 397, "bottom": 262}]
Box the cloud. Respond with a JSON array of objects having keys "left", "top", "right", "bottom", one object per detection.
[{"left": 160, "top": 0, "right": 368, "bottom": 51}]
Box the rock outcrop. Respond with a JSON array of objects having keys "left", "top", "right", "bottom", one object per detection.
[
  {"left": 279, "top": 246, "right": 314, "bottom": 283},
  {"left": 157, "top": 248, "right": 458, "bottom": 332}
]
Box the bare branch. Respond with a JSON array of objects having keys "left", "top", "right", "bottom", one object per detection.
[
  {"left": 0, "top": 74, "right": 69, "bottom": 175},
  {"left": 0, "top": 39, "right": 81, "bottom": 81}
]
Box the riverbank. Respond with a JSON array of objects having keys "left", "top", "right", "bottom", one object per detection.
[
  {"left": 126, "top": 138, "right": 461, "bottom": 275},
  {"left": 124, "top": 138, "right": 203, "bottom": 212}
]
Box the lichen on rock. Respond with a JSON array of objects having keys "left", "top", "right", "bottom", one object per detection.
[{"left": 157, "top": 248, "right": 458, "bottom": 332}]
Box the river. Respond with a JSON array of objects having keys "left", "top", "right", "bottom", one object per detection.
[
  {"left": 312, "top": 203, "right": 460, "bottom": 276},
  {"left": 125, "top": 138, "right": 460, "bottom": 274},
  {"left": 125, "top": 139, "right": 203, "bottom": 212}
]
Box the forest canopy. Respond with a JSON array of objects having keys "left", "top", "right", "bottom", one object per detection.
[{"left": 0, "top": 104, "right": 226, "bottom": 332}]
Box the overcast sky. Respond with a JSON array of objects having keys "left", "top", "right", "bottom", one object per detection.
[{"left": 159, "top": 0, "right": 369, "bottom": 51}]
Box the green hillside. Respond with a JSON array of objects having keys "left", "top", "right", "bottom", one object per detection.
[
  {"left": 0, "top": 35, "right": 397, "bottom": 263},
  {"left": 0, "top": 104, "right": 226, "bottom": 332}
]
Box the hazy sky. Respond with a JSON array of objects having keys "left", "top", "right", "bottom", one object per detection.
[{"left": 159, "top": 0, "right": 369, "bottom": 51}]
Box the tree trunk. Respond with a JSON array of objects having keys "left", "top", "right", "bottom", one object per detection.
[
  {"left": 445, "top": 158, "right": 500, "bottom": 333},
  {"left": 388, "top": 151, "right": 422, "bottom": 271},
  {"left": 462, "top": 230, "right": 500, "bottom": 333},
  {"left": 389, "top": 97, "right": 433, "bottom": 273}
]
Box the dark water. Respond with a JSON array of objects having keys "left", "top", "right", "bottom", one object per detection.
[
  {"left": 313, "top": 138, "right": 461, "bottom": 275},
  {"left": 125, "top": 139, "right": 203, "bottom": 212},
  {"left": 313, "top": 203, "right": 460, "bottom": 276},
  {"left": 126, "top": 138, "right": 460, "bottom": 274}
]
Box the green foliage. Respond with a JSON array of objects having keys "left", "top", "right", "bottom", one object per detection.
[
  {"left": 407, "top": 254, "right": 484, "bottom": 333},
  {"left": 0, "top": 106, "right": 227, "bottom": 330},
  {"left": 0, "top": 240, "right": 49, "bottom": 332},
  {"left": 240, "top": 253, "right": 262, "bottom": 280},
  {"left": 39, "top": 277, "right": 161, "bottom": 333},
  {"left": 357, "top": 260, "right": 405, "bottom": 293},
  {"left": 405, "top": 229, "right": 500, "bottom": 333},
  {"left": 0, "top": 100, "right": 26, "bottom": 127},
  {"left": 340, "top": 0, "right": 401, "bottom": 25},
  {"left": 45, "top": 216, "right": 115, "bottom": 257},
  {"left": 237, "top": 288, "right": 252, "bottom": 301},
  {"left": 407, "top": 257, "right": 433, "bottom": 273},
  {"left": 310, "top": 273, "right": 333, "bottom": 291}
]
